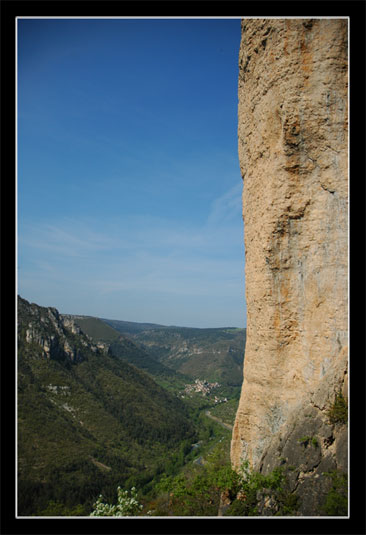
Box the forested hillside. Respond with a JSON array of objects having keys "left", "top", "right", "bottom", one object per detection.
[
  {"left": 67, "top": 315, "right": 190, "bottom": 392},
  {"left": 17, "top": 297, "right": 196, "bottom": 516}
]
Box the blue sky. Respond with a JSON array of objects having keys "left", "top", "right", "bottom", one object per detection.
[{"left": 17, "top": 17, "right": 246, "bottom": 328}]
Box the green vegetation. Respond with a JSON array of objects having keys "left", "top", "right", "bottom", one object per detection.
[
  {"left": 320, "top": 471, "right": 348, "bottom": 516},
  {"left": 17, "top": 297, "right": 197, "bottom": 516},
  {"left": 102, "top": 318, "right": 246, "bottom": 388},
  {"left": 71, "top": 315, "right": 179, "bottom": 380},
  {"left": 326, "top": 390, "right": 348, "bottom": 425},
  {"left": 89, "top": 435, "right": 300, "bottom": 517},
  {"left": 18, "top": 297, "right": 247, "bottom": 517},
  {"left": 297, "top": 436, "right": 319, "bottom": 448},
  {"left": 72, "top": 316, "right": 206, "bottom": 394},
  {"left": 207, "top": 397, "right": 240, "bottom": 426},
  {"left": 108, "top": 339, "right": 184, "bottom": 382},
  {"left": 36, "top": 501, "right": 86, "bottom": 516},
  {"left": 69, "top": 316, "right": 121, "bottom": 343},
  {"left": 223, "top": 461, "right": 299, "bottom": 517},
  {"left": 91, "top": 487, "right": 143, "bottom": 516},
  {"left": 151, "top": 441, "right": 239, "bottom": 516}
]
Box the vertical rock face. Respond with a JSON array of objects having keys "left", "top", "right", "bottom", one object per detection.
[{"left": 231, "top": 17, "right": 348, "bottom": 481}]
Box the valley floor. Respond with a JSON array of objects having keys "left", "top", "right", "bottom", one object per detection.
[{"left": 205, "top": 410, "right": 233, "bottom": 431}]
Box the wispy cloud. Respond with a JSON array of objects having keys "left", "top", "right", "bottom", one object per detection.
[
  {"left": 19, "top": 221, "right": 116, "bottom": 258},
  {"left": 18, "top": 184, "right": 245, "bottom": 326},
  {"left": 20, "top": 181, "right": 243, "bottom": 259},
  {"left": 205, "top": 182, "right": 242, "bottom": 228}
]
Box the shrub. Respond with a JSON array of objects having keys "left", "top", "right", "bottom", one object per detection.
[
  {"left": 167, "top": 460, "right": 241, "bottom": 516},
  {"left": 297, "top": 436, "right": 319, "bottom": 448},
  {"left": 90, "top": 486, "right": 143, "bottom": 517},
  {"left": 326, "top": 391, "right": 348, "bottom": 425},
  {"left": 321, "top": 471, "right": 348, "bottom": 516},
  {"left": 224, "top": 461, "right": 299, "bottom": 516},
  {"left": 37, "top": 501, "right": 86, "bottom": 516}
]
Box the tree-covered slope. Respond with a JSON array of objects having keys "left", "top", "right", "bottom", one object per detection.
[
  {"left": 62, "top": 315, "right": 121, "bottom": 343},
  {"left": 67, "top": 315, "right": 188, "bottom": 386},
  {"left": 17, "top": 297, "right": 196, "bottom": 516}
]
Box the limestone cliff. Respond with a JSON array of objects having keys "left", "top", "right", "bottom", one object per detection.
[
  {"left": 231, "top": 19, "right": 348, "bottom": 514},
  {"left": 19, "top": 296, "right": 89, "bottom": 363}
]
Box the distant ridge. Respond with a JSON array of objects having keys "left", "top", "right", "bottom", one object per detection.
[
  {"left": 102, "top": 317, "right": 242, "bottom": 334},
  {"left": 98, "top": 318, "right": 246, "bottom": 388},
  {"left": 102, "top": 318, "right": 167, "bottom": 334}
]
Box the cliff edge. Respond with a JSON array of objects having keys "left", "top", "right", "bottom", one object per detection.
[{"left": 231, "top": 19, "right": 348, "bottom": 515}]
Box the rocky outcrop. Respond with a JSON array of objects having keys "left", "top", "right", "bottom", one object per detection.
[
  {"left": 18, "top": 296, "right": 96, "bottom": 362},
  {"left": 231, "top": 19, "right": 348, "bottom": 513},
  {"left": 257, "top": 354, "right": 348, "bottom": 515}
]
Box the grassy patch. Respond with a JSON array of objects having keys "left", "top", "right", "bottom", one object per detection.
[{"left": 297, "top": 435, "right": 319, "bottom": 448}]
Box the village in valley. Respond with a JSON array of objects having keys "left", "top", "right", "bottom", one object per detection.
[{"left": 181, "top": 378, "right": 228, "bottom": 404}]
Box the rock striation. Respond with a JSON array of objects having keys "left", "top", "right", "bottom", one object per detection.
[{"left": 231, "top": 19, "right": 348, "bottom": 514}]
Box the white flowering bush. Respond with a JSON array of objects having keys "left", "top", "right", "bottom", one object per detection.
[{"left": 90, "top": 486, "right": 143, "bottom": 517}]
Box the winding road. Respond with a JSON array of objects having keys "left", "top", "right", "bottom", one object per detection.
[{"left": 205, "top": 410, "right": 233, "bottom": 431}]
